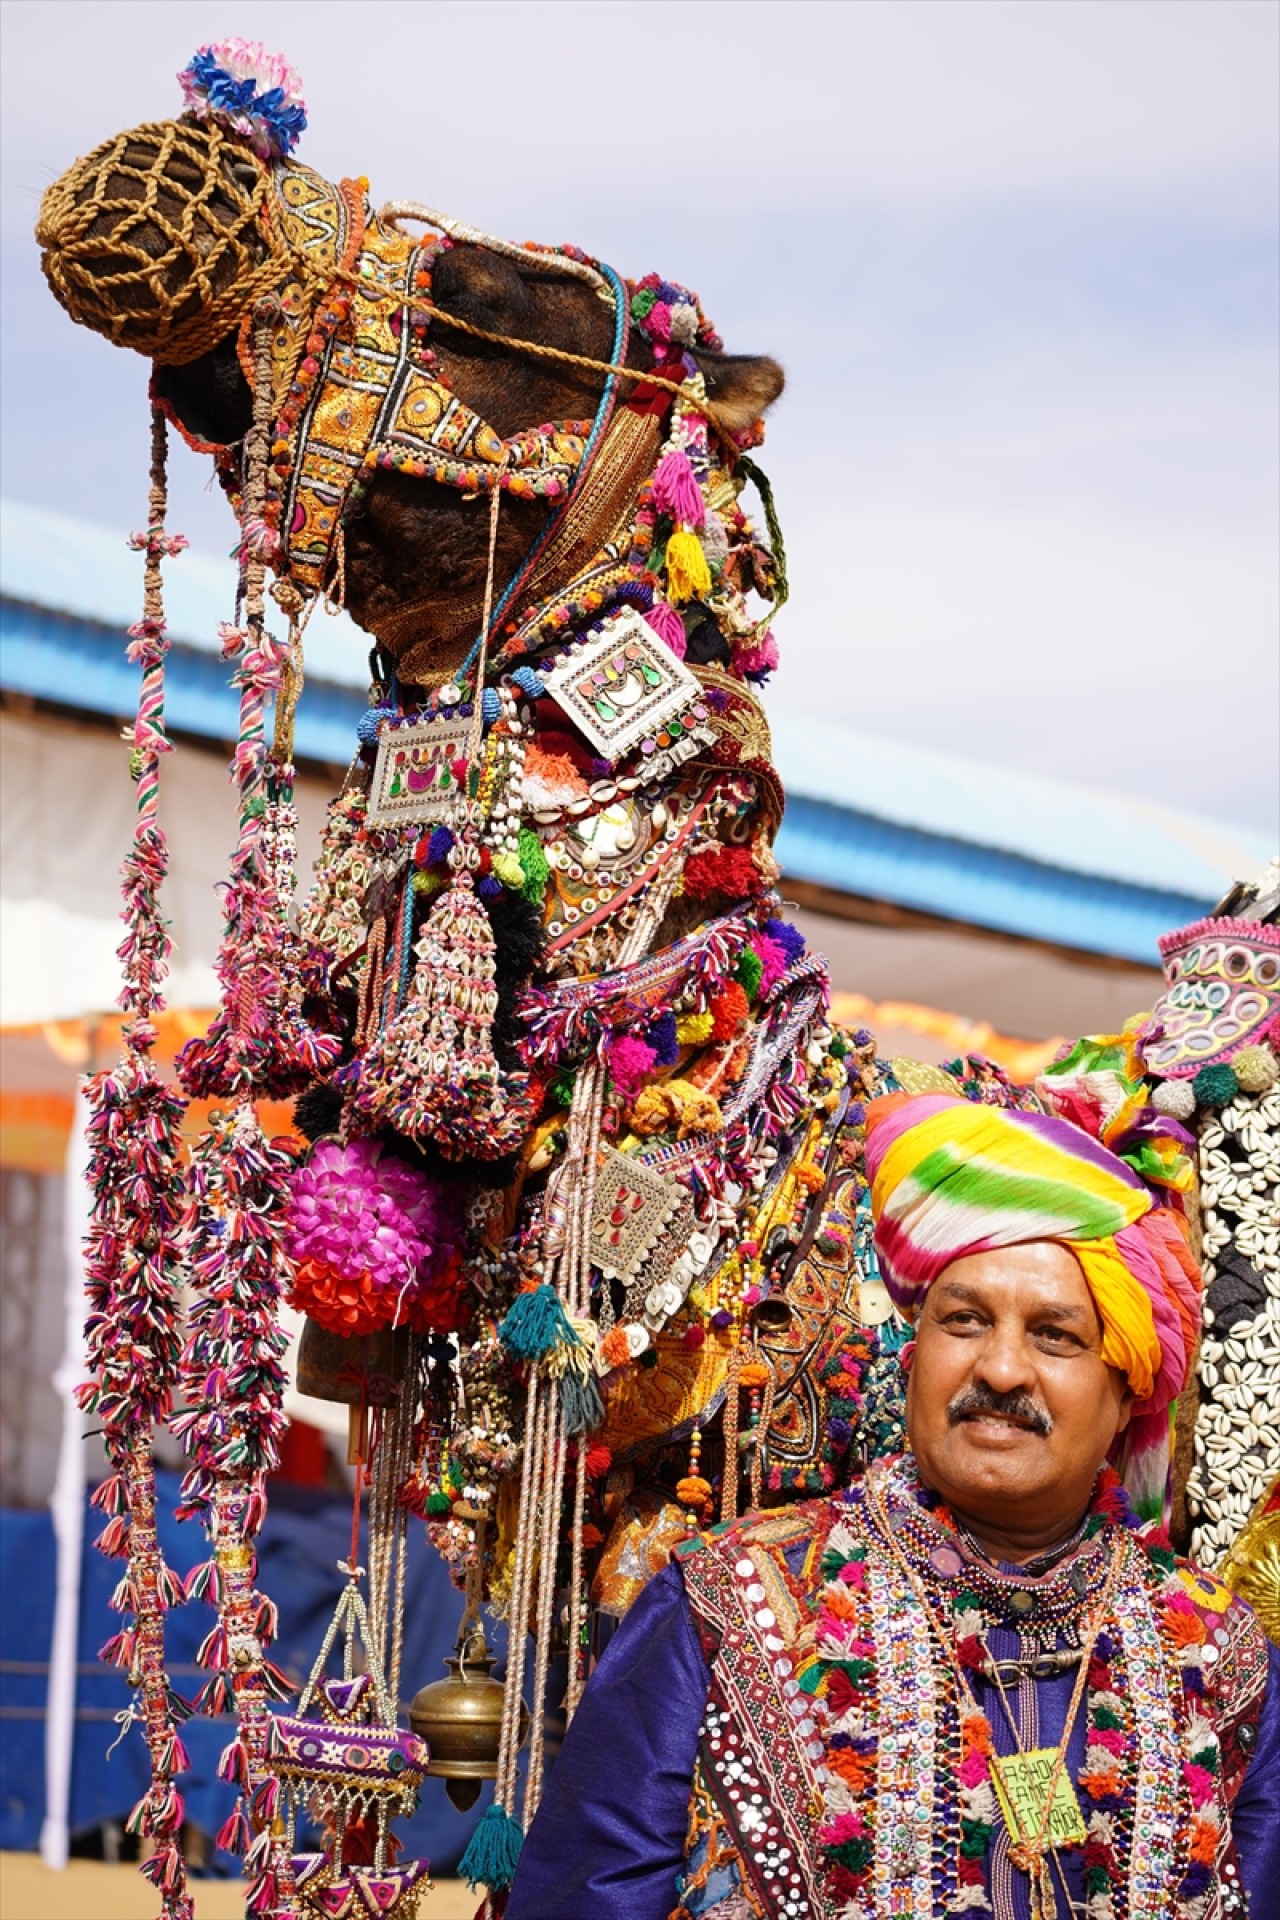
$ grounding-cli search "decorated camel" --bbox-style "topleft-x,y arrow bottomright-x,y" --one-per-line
34,43 -> 1279,1920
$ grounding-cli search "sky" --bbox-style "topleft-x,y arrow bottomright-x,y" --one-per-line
2,0 -> 1277,836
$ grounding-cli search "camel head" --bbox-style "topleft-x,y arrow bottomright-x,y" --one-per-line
36,47 -> 784,673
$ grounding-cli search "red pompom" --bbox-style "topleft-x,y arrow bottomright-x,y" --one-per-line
681,845 -> 758,902
709,982 -> 750,1043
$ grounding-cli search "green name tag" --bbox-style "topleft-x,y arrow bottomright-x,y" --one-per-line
992,1749 -> 1088,1849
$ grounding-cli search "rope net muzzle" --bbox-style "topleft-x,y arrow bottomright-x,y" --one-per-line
36,116 -> 295,366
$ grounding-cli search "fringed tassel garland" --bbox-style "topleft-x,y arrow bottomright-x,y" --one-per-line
78,402 -> 195,1920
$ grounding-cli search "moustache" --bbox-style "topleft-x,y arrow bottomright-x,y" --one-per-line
947,1383 -> 1053,1437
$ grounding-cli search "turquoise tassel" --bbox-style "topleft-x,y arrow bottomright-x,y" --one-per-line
458,1802 -> 524,1891
561,1368 -> 604,1436
499,1284 -> 574,1362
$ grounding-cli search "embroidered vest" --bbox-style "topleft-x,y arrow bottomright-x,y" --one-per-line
672,1469 -> 1268,1920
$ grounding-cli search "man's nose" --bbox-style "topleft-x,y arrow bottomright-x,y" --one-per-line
972,1322 -> 1038,1395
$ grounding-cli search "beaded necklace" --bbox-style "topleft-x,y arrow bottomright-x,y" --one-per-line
800,1458 -> 1234,1920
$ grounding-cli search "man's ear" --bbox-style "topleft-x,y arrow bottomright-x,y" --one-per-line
1113,1382 -> 1136,1435
692,350 -> 785,432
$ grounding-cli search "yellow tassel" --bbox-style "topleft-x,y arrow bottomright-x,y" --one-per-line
665,527 -> 712,604
491,851 -> 525,889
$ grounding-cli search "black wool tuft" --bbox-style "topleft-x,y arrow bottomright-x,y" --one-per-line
293,1079 -> 345,1142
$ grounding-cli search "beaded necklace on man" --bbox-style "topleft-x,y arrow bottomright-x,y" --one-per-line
802,1456 -> 1235,1920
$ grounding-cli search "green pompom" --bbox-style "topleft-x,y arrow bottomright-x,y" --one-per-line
425,1491 -> 452,1516
548,1071 -> 576,1111
735,945 -> 764,998
516,827 -> 549,903
1192,1063 -> 1239,1108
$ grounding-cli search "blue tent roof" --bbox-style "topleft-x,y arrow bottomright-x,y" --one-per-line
3,496 -> 1270,966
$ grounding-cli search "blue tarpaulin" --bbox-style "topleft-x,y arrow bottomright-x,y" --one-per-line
0,1474 -> 507,1875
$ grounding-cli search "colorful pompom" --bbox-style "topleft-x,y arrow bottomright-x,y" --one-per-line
665,528 -> 712,604
644,600 -> 688,659
608,1034 -> 658,1104
709,982 -> 750,1043
178,41 -> 307,159
1192,1063 -> 1239,1108
1231,1044 -> 1277,1093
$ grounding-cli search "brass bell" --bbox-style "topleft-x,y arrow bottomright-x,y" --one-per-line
749,1292 -> 793,1333
409,1621 -> 527,1812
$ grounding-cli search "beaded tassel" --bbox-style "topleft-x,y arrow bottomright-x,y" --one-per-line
353,858 -> 534,1159
79,402 -> 194,1920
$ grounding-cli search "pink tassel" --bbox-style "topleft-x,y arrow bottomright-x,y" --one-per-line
155,1562 -> 186,1610
217,1737 -> 250,1788
651,448 -> 705,527
644,600 -> 688,659
262,1657 -> 294,1702
216,1802 -> 252,1855
96,1515 -> 131,1558
157,1731 -> 190,1775
245,1828 -> 275,1873
195,1674 -> 233,1716
247,1872 -> 278,1915
196,1624 -> 229,1670
99,1627 -> 136,1667
250,1776 -> 280,1823
184,1558 -> 222,1604
110,1572 -> 138,1614
139,1843 -> 186,1894
91,1473 -> 130,1515
149,1783 -> 184,1835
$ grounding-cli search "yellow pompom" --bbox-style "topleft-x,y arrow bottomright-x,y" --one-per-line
491,852 -> 525,889
665,527 -> 713,605
629,1079 -> 724,1138
676,1476 -> 712,1508
676,1010 -> 715,1046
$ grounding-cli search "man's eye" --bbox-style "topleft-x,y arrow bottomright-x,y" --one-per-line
944,1313 -> 984,1331
1034,1326 -> 1082,1349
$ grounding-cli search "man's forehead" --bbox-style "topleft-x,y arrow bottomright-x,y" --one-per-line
932,1274 -> 1092,1320
929,1245 -> 1099,1318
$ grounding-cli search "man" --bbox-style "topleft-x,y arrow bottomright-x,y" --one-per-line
507,1093 -> 1280,1919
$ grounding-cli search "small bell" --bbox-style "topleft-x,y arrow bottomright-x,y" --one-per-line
409,1621 -> 527,1812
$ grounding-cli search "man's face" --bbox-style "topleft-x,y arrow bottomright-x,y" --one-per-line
905,1241 -> 1133,1544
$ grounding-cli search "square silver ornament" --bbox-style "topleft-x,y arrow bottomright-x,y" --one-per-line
366,717 -> 474,827
542,608 -> 704,765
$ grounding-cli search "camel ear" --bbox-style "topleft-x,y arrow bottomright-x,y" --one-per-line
692,350 -> 785,431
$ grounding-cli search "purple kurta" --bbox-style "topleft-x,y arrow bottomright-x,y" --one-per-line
508,1559 -> 1280,1920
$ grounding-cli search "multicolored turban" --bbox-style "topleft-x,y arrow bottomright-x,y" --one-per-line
864,1093 -> 1203,1517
